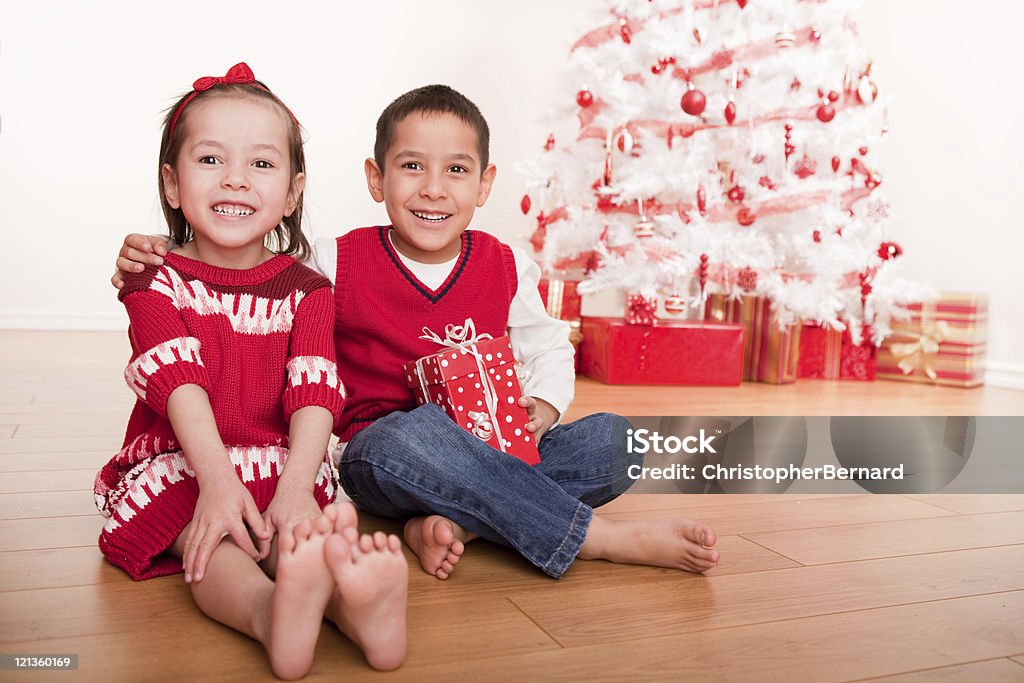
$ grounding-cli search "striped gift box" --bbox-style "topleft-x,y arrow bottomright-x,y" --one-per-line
877,293 -> 987,387
705,294 -> 802,384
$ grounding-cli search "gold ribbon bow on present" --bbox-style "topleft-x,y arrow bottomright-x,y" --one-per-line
889,320 -> 949,382
416,319 -> 507,450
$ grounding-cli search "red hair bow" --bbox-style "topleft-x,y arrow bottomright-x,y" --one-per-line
192,62 -> 255,91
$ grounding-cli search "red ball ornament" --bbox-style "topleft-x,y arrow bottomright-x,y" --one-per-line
877,241 -> 903,260
620,21 -> 633,44
831,156 -> 841,172
663,294 -> 687,315
737,206 -> 756,226
727,185 -> 745,203
681,88 -> 707,116
576,89 -> 594,107
816,104 -> 836,123
737,0 -> 747,7
520,194 -> 531,215
737,266 -> 758,292
794,155 -> 817,179
813,229 -> 822,243
859,146 -> 869,156
651,63 -> 664,75
616,129 -> 634,153
828,90 -> 840,103
724,100 -> 737,125
810,28 -> 821,42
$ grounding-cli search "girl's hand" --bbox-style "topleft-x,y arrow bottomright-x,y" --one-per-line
517,395 -> 560,441
260,485 -> 322,556
183,477 -> 268,583
112,234 -> 168,289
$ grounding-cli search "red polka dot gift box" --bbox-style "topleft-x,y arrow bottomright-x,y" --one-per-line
403,321 -> 540,465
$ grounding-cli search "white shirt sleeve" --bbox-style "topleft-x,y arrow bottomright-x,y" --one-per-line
506,245 -> 575,419
309,237 -> 337,285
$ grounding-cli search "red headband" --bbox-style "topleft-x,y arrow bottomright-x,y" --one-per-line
167,62 -> 298,140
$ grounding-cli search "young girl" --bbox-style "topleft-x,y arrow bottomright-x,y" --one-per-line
94,63 -> 407,678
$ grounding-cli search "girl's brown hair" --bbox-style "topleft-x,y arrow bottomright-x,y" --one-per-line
157,82 -> 310,262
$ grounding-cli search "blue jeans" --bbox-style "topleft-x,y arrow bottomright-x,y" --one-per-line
339,405 -> 636,578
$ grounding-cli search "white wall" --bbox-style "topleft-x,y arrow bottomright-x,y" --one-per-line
1,1 -> 1021,382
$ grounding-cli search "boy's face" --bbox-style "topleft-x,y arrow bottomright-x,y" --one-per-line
365,111 -> 496,264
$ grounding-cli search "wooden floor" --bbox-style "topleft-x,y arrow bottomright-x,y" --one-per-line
2,330 -> 1023,682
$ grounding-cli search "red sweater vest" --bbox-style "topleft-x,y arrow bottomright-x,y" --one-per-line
333,227 -> 518,440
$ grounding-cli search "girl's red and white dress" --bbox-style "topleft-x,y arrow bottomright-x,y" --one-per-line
94,253 -> 345,580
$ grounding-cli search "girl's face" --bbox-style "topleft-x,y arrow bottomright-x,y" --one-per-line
162,96 -> 303,266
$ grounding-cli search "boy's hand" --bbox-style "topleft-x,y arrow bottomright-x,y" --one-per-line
183,477 -> 268,583
111,234 -> 167,289
517,395 -> 560,441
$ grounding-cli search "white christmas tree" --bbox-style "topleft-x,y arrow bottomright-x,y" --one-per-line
519,0 -> 922,342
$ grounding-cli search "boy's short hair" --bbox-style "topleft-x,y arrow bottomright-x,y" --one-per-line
374,84 -> 490,173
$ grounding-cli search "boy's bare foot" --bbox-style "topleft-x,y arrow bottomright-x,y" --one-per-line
324,525 -> 408,671
578,516 -> 720,573
266,514 -> 335,680
403,515 -> 468,580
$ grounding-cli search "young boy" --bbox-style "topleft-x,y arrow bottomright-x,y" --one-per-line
114,85 -> 720,580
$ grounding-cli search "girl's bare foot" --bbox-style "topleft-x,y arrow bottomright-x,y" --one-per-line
266,514 -> 335,679
403,515 -> 468,580
324,525 -> 408,671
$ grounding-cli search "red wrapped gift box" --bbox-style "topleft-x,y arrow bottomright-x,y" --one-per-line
579,317 -> 743,385
840,328 -> 877,381
403,324 -> 540,465
798,324 -> 842,379
704,295 -> 801,384
538,279 -> 582,321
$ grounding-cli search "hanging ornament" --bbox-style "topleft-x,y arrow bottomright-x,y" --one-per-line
651,62 -> 665,75
810,27 -> 821,42
697,186 -> 707,216
664,293 -> 687,314
857,64 -> 879,104
877,241 -> 903,260
603,135 -> 614,185
619,18 -> 633,44
727,185 -> 745,203
737,266 -> 758,292
816,103 -> 836,123
831,155 -> 841,172
859,146 -> 869,156
865,173 -> 882,189
693,26 -> 707,44
843,66 -> 854,94
790,77 -> 802,91
681,82 -> 707,116
634,198 -> 655,238
616,128 -> 635,154
794,154 -> 817,179
544,134 -> 555,151
737,206 -> 756,226
520,194 -> 531,215
784,123 -> 795,162
812,229 -> 822,243
775,27 -> 796,48
737,0 -> 748,8
699,254 -> 710,299
576,89 -> 594,107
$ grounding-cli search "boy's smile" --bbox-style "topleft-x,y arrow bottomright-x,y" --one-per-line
366,111 -> 496,264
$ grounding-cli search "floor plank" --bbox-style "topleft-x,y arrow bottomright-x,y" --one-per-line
0,436 -> 123,455
507,544 -> 1024,646
389,591 -> 1024,681
0,491 -> 99,520
601,494 -> 955,536
903,494 -> 1024,515
0,469 -> 95,494
746,510 -> 1024,564
0,515 -> 105,552
0,451 -> 110,472
854,657 -> 1024,682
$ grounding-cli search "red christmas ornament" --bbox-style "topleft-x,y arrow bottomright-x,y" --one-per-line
813,229 -> 822,243
693,26 -> 706,45
697,186 -> 707,215
856,76 -> 878,104
859,146 -> 869,156
831,156 -> 841,172
828,90 -> 840,103
597,193 -> 614,210
724,100 -> 737,125
651,63 -> 664,75
865,174 -> 882,189
663,294 -> 687,314
604,150 -> 613,186
737,266 -> 758,291
544,134 -> 555,151
699,253 -> 710,296
681,87 -> 707,116
520,194 -> 531,215
616,129 -> 634,153
620,20 -> 633,44
877,241 -> 903,260
576,89 -> 593,107
737,206 -> 756,226
810,28 -> 821,42
794,155 -> 817,179
816,104 -> 836,123
790,77 -> 802,91
737,0 -> 747,8
727,185 -> 745,203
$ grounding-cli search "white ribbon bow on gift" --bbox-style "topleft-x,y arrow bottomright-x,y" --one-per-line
889,320 -> 949,382
415,319 -> 507,450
